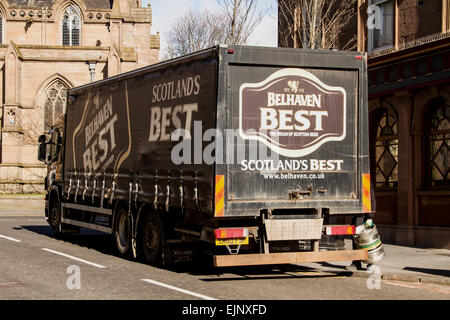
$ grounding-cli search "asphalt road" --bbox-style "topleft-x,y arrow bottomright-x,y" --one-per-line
1,215 -> 449,300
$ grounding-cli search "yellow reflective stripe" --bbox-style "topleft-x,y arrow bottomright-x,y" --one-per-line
215,196 -> 224,216
362,174 -> 371,212
216,175 -> 224,193
215,175 -> 225,217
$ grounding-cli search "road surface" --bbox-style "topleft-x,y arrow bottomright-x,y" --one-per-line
1,215 -> 449,300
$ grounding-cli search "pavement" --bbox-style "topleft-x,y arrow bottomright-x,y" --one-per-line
302,244 -> 450,287
0,195 -> 449,289
0,195 -> 45,213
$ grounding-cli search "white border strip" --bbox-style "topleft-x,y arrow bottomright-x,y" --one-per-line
142,279 -> 217,300
0,234 -> 21,242
42,248 -> 106,269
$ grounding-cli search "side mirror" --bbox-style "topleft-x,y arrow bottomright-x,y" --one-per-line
37,143 -> 46,162
37,128 -> 62,164
38,134 -> 46,144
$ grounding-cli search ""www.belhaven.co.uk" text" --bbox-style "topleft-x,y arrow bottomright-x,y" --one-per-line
262,172 -> 325,180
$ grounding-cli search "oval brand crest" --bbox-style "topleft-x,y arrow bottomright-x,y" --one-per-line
239,68 -> 346,158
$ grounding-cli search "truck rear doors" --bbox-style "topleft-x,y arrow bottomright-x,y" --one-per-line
215,46 -> 370,217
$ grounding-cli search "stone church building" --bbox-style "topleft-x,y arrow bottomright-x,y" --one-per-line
0,0 -> 160,193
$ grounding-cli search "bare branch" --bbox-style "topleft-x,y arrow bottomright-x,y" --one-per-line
163,0 -> 267,59
277,0 -> 357,50
163,9 -> 227,60
218,0 -> 265,44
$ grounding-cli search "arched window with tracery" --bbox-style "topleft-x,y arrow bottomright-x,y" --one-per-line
44,80 -> 68,131
374,108 -> 398,188
428,100 -> 450,187
62,5 -> 81,46
0,11 -> 3,44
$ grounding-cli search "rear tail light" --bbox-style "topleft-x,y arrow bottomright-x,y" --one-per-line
325,225 -> 356,236
215,228 -> 249,239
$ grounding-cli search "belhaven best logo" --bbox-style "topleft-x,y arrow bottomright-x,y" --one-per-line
239,68 -> 347,158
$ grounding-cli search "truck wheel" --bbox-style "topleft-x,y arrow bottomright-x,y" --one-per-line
48,198 -> 63,238
114,206 -> 132,258
140,211 -> 164,266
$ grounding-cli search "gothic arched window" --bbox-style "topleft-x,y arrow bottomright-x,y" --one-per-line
44,81 -> 68,131
374,108 -> 398,188
0,11 -> 3,44
62,5 -> 81,46
428,100 -> 450,186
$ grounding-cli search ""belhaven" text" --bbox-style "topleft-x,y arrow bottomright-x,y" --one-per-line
262,92 -> 328,131
267,92 -> 322,107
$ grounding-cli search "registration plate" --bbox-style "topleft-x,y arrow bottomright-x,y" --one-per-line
215,237 -> 249,246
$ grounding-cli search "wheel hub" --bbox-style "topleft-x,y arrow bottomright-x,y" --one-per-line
118,213 -> 129,248
144,221 -> 159,251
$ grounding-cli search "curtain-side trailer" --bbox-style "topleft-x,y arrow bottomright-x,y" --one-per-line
38,45 -> 383,267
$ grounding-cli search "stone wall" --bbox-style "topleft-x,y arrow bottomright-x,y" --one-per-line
398,0 -> 442,44
0,0 -> 160,194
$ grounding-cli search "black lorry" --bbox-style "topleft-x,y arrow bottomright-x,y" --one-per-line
38,45 -> 382,267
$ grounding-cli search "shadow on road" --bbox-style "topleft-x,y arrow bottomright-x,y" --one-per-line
166,257 -> 353,281
20,224 -> 353,281
197,268 -> 352,282
403,267 -> 450,278
21,225 -> 115,256
317,262 -> 349,270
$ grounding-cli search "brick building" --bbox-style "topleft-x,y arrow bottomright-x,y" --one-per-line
0,0 -> 160,194
279,0 -> 450,249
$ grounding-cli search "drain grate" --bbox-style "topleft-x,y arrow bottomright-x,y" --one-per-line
0,282 -> 31,289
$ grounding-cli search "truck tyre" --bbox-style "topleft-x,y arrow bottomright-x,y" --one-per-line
140,211 -> 165,266
114,206 -> 132,258
48,197 -> 64,238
